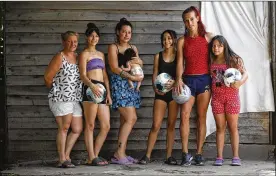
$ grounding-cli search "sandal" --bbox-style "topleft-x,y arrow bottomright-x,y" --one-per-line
98,156 -> 109,165
110,156 -> 133,165
127,156 -> 139,164
165,156 -> 178,165
138,155 -> 150,165
57,160 -> 75,168
86,157 -> 108,166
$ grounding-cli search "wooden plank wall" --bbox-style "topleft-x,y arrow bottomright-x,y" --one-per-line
5,2 -> 270,163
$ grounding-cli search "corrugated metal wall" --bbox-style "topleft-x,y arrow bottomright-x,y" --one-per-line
5,2 -> 270,163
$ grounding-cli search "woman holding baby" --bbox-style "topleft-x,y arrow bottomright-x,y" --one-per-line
108,17 -> 144,165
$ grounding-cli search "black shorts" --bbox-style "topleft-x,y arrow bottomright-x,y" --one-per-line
155,90 -> 173,104
82,79 -> 106,104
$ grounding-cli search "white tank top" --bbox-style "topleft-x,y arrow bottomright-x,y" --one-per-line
48,52 -> 83,102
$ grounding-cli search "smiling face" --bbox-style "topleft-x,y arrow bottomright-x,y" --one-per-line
162,32 -> 174,49
212,39 -> 224,57
87,31 -> 99,46
117,25 -> 132,43
183,11 -> 199,33
63,35 -> 78,52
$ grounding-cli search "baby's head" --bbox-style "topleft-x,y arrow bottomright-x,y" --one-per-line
124,48 -> 136,61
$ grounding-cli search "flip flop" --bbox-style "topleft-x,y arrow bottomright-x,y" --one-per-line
56,160 -> 75,168
98,156 -> 109,165
110,157 -> 133,165
86,157 -> 108,166
127,156 -> 139,164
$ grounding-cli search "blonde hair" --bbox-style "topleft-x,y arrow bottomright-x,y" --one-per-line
61,31 -> 79,41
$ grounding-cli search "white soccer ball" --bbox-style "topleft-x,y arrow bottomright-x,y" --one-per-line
154,73 -> 173,93
172,84 -> 191,104
223,68 -> 242,87
86,83 -> 106,103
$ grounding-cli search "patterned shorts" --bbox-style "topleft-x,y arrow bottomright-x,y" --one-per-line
110,74 -> 141,110
211,91 -> 240,115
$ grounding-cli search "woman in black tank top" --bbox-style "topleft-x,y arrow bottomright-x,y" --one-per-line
139,30 -> 179,165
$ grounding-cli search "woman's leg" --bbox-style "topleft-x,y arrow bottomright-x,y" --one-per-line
56,114 -> 73,163
83,102 -> 98,163
115,107 -> 137,159
196,91 -> 211,154
214,114 -> 226,158
166,101 -> 178,159
145,100 -> 167,159
94,104 -> 110,157
226,114 -> 240,158
65,116 -> 83,161
180,96 -> 195,153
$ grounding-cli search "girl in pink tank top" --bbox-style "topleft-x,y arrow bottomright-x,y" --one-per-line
209,35 -> 248,166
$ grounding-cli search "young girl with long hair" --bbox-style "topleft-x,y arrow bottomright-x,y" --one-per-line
209,35 -> 248,166
139,30 -> 179,165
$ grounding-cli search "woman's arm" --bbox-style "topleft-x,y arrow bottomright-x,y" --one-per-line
176,37 -> 184,82
101,52 -> 112,105
44,53 -> 62,88
231,57 -> 248,89
108,44 -> 142,82
175,37 -> 185,93
152,53 -> 165,95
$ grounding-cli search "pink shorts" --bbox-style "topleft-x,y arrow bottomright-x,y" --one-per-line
211,91 -> 240,115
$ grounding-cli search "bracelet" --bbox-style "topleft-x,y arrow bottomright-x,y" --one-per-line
119,70 -> 124,77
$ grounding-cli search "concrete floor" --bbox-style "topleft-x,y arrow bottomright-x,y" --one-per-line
1,160 -> 275,176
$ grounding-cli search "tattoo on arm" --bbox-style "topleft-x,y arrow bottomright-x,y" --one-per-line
120,70 -> 132,79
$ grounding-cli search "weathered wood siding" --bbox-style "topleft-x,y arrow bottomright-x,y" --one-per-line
5,2 -> 270,162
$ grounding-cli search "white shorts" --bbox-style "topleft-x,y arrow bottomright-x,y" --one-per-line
49,100 -> 83,117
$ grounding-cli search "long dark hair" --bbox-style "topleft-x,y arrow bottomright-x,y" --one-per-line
161,29 -> 177,48
85,23 -> 100,37
115,18 -> 133,43
209,35 -> 240,67
182,6 -> 206,37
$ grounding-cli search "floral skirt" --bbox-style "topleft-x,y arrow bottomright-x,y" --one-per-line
110,74 -> 141,110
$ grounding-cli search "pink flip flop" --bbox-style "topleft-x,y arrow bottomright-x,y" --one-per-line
110,157 -> 133,165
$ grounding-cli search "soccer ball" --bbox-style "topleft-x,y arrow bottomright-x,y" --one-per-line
172,84 -> 191,104
223,68 -> 242,87
86,83 -> 106,103
154,73 -> 173,93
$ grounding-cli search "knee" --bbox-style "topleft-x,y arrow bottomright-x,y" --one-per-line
72,125 -> 83,134
151,123 -> 161,133
197,117 -> 207,127
101,123 -> 110,133
167,121 -> 176,132
216,125 -> 226,133
228,124 -> 238,133
60,124 -> 70,133
181,111 -> 190,122
126,116 -> 137,125
85,123 -> 95,131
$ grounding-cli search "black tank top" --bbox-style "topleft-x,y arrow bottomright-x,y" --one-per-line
158,51 -> 177,79
115,44 -> 134,67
